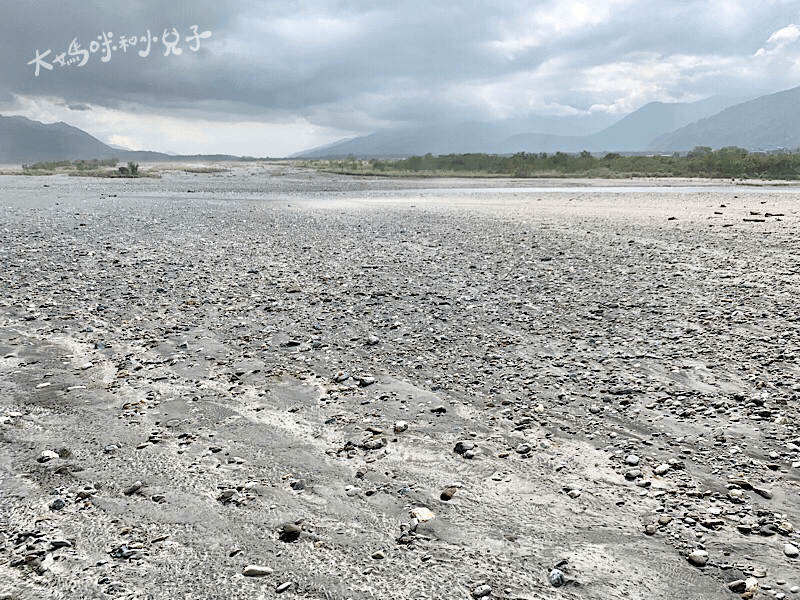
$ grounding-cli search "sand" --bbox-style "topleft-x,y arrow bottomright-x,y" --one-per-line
1,163 -> 799,599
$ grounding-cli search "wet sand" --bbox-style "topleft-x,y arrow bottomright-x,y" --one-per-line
1,163 -> 799,599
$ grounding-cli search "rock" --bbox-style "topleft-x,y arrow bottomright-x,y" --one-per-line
290,479 -> 306,491
123,481 -> 143,496
753,487 -> 773,499
515,443 -> 531,454
217,489 -> 237,502
440,486 -> 458,501
38,450 -> 59,463
242,565 -> 273,577
430,405 -> 447,414
742,578 -> 759,598
728,580 -> 747,593
625,454 -> 640,466
393,421 -> 408,433
471,584 -> 492,597
454,440 -> 475,455
276,582 -> 292,593
654,464 -> 670,475
784,543 -> 799,558
280,523 -> 302,542
371,550 -> 385,560
549,568 -> 566,587
644,524 -> 657,535
411,507 -> 435,522
687,549 -> 708,566
624,469 -> 642,480
49,497 -> 66,511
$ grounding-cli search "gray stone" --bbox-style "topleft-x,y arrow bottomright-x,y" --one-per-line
454,441 -> 475,455
687,549 -> 708,566
242,565 -> 273,577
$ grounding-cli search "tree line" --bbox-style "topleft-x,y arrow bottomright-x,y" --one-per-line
321,146 -> 800,180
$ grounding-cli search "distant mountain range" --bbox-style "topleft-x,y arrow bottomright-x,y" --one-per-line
646,86 -> 800,152
0,114 -> 241,164
294,95 -> 749,158
3,86 -> 800,162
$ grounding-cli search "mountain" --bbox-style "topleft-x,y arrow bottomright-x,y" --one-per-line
293,96 -> 742,158
496,96 -> 741,154
0,114 -> 245,164
647,86 -> 800,152
292,122 -> 523,159
0,114 -> 123,163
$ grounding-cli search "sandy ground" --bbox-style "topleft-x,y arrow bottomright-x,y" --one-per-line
1,163 -> 799,600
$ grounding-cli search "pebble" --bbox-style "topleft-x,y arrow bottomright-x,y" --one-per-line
38,450 -> 59,463
123,481 -> 143,496
242,565 -> 273,577
345,485 -> 362,497
625,454 -> 640,466
472,584 -> 491,597
440,486 -> 458,501
687,549 -> 708,566
411,507 -> 435,522
784,543 -> 799,558
280,523 -> 302,542
276,582 -> 292,593
371,550 -> 385,560
549,568 -> 566,587
49,497 -> 66,511
393,420 -> 408,433
454,440 -> 475,455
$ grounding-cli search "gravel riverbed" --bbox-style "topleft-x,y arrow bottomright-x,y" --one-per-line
1,164 -> 799,599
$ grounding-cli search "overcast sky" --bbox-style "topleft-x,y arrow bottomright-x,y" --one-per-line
2,1 -> 799,157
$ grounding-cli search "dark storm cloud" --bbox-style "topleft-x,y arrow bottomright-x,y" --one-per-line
3,0 -> 800,132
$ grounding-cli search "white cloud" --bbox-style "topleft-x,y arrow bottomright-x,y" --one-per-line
755,23 -> 800,56
767,24 -> 800,45
1,95 -> 348,157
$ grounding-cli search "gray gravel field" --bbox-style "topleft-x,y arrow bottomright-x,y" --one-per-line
1,163 -> 800,600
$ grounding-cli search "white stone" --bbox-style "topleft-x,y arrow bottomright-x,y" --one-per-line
687,549 -> 709,566
242,565 -> 273,577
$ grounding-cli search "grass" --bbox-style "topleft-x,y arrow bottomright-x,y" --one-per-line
17,159 -> 160,178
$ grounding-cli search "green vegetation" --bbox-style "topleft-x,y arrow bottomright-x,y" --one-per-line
309,147 -> 800,180
19,158 -> 159,178
179,166 -> 229,173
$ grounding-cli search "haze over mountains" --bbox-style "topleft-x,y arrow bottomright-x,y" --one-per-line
647,86 -> 800,152
0,115 -> 240,164
2,86 -> 800,163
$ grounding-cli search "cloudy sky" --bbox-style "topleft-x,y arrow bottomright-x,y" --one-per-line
2,1 -> 799,157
